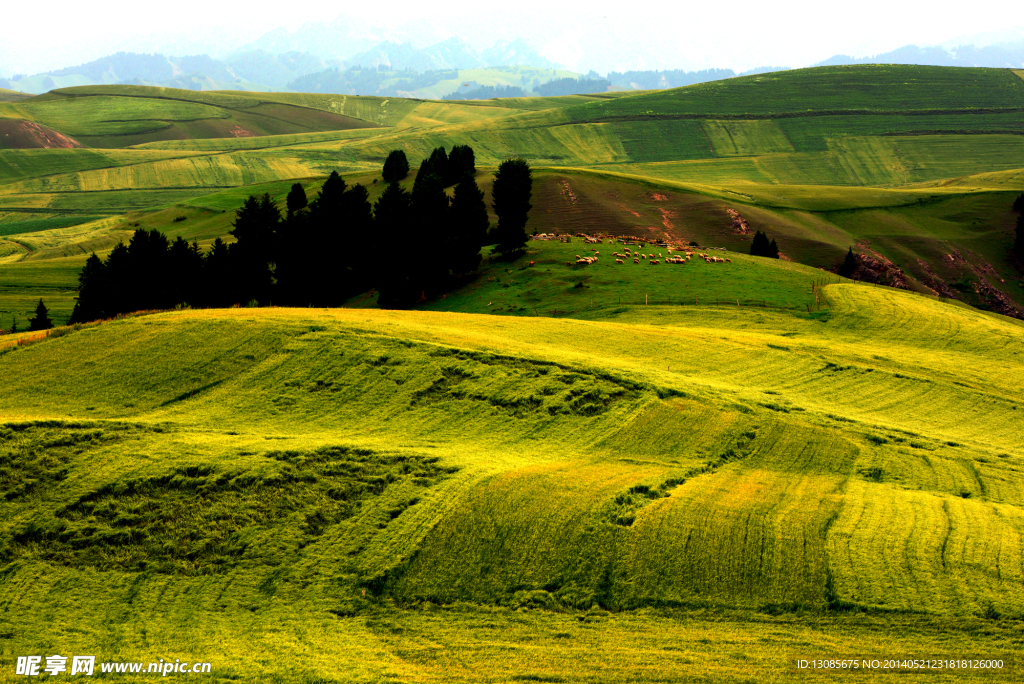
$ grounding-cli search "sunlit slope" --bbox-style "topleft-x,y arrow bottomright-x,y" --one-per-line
3,87 -> 381,148
565,65 -> 1024,119
2,285 -> 1022,617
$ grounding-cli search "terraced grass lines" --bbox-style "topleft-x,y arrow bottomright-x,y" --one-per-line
2,281 -> 1024,680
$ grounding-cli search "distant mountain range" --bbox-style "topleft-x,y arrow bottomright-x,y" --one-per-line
2,36 -> 1021,99
0,51 -> 336,93
817,42 -> 1024,68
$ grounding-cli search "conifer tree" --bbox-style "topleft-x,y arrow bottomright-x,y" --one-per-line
411,170 -> 450,292
8,317 -> 16,334
1014,192 -> 1024,213
382,150 -> 410,183
425,147 -> 450,185
838,247 -> 857,278
203,238 -> 234,308
449,175 -> 489,276
750,230 -> 769,257
374,182 -> 416,308
28,299 -> 53,331
286,182 -> 308,219
229,193 -> 279,305
69,252 -> 108,324
340,184 -> 375,296
448,145 -> 476,184
491,158 -> 532,260
769,238 -> 780,259
1016,213 -> 1024,259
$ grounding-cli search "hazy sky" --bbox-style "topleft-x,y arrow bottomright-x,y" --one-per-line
3,1 -> 1022,76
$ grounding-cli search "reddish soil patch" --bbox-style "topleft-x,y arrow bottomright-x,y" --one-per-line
229,126 -> 256,138
649,193 -> 669,202
0,119 -> 82,149
725,208 -> 752,235
657,207 -> 676,232
558,180 -> 579,204
848,242 -> 909,290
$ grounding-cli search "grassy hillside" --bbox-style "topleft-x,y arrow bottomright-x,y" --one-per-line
564,65 -> 1024,119
1,284 -> 1023,681
2,87 -> 382,148
0,64 -> 1022,336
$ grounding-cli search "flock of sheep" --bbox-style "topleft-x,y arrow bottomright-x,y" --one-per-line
569,243 -> 732,267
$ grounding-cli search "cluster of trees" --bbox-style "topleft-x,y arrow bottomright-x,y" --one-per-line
1014,193 -> 1024,260
536,77 -> 610,96
68,229 -> 240,323
69,148 -> 533,322
287,66 -> 460,97
749,230 -> 780,258
443,84 -> 526,100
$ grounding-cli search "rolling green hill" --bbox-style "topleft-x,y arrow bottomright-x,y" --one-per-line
1,283 -> 1023,681
3,63 -> 1024,681
0,87 -> 381,148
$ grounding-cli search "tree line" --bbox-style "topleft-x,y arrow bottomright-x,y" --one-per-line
1014,192 -> 1024,260
68,147 -> 533,323
749,230 -> 780,259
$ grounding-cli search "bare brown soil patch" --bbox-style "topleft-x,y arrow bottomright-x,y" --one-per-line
0,119 -> 82,149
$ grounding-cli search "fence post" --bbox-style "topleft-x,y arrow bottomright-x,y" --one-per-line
646,294 -> 648,306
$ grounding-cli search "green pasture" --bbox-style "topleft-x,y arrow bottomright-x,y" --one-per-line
1,283 -> 1023,680
0,255 -> 84,325
408,238 -> 830,317
10,89 -> 380,148
564,65 -> 1024,121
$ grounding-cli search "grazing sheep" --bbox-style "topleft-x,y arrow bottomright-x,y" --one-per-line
650,259 -> 659,265
616,258 -> 624,264
726,258 -> 731,263
634,258 -> 640,264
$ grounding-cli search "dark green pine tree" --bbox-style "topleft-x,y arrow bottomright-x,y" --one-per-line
411,169 -> 450,293
68,252 -> 108,324
425,147 -> 450,185
229,193 -> 280,305
448,176 -> 489,276
749,230 -> 769,257
838,247 -> 858,278
768,238 -> 780,259
124,228 -> 172,312
28,299 -> 54,331
448,145 -> 476,184
340,184 -> 375,296
491,158 -> 533,260
8,317 -> 16,334
168,236 -> 204,307
1014,192 -> 1024,213
374,182 -> 416,308
286,182 -> 308,219
1016,213 -> 1024,259
303,171 -> 348,304
382,150 -> 410,183
202,237 -> 235,308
